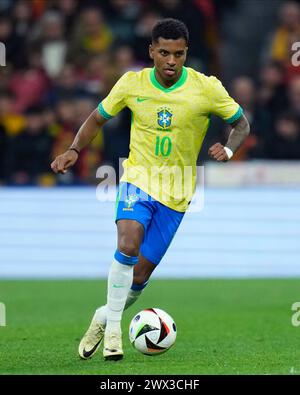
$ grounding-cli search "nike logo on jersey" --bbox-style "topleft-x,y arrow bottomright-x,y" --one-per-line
112,284 -> 125,288
136,97 -> 151,102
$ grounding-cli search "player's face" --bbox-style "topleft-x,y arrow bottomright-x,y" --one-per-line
149,37 -> 188,85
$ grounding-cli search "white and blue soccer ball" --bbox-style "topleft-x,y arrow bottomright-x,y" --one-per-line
129,308 -> 177,355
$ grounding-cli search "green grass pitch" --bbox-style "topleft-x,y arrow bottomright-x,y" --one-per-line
0,279 -> 299,375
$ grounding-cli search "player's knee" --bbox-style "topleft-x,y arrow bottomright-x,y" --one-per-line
118,240 -> 139,257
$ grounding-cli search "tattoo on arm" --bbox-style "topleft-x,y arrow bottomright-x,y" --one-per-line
226,114 -> 250,153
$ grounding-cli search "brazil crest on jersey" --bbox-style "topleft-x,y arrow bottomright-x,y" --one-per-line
98,67 -> 243,212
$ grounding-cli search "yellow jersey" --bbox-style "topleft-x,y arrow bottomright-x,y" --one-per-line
98,67 -> 242,212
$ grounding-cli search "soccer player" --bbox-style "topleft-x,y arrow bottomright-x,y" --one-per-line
51,18 -> 250,361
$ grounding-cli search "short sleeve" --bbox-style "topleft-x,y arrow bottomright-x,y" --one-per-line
209,76 -> 243,124
98,72 -> 131,119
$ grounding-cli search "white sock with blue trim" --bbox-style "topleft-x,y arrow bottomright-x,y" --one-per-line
105,258 -> 134,333
94,282 -> 147,327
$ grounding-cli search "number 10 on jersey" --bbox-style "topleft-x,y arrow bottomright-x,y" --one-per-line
155,136 -> 172,157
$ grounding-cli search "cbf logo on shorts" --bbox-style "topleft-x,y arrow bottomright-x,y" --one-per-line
123,194 -> 139,211
157,107 -> 173,129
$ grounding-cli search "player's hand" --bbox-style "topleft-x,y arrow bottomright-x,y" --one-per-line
51,150 -> 78,174
208,143 -> 229,162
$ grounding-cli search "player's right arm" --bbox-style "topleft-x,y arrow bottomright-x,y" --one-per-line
51,110 -> 107,174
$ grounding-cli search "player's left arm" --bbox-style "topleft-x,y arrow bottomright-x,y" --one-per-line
208,113 -> 250,162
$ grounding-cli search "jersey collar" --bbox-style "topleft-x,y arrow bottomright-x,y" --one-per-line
150,66 -> 188,92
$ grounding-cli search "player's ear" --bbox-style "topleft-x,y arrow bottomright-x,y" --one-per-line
149,44 -> 154,60
182,47 -> 188,62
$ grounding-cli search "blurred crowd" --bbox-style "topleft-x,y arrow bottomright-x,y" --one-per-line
0,0 -> 300,186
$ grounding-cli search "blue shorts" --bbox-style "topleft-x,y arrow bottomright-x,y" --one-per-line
115,182 -> 185,265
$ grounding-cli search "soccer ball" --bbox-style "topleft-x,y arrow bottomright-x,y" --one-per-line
129,308 -> 177,355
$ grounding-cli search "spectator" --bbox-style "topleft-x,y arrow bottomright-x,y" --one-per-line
52,0 -> 79,36
102,108 -> 131,178
45,64 -> 83,106
133,9 -> 161,64
9,49 -> 49,112
0,90 -> 25,137
103,0 -> 141,45
6,105 -> 54,185
67,7 -> 114,68
265,112 -> 300,159
0,66 -> 12,92
55,99 -> 76,131
43,106 -> 62,138
96,44 -> 143,92
73,97 -> 103,183
258,60 -> 288,116
269,1 -> 300,80
81,54 -> 109,99
30,11 -> 67,78
12,0 -> 33,41
113,45 -> 143,74
288,75 -> 300,118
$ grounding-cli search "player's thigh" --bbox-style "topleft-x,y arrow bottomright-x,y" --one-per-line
115,182 -> 154,256
140,203 -> 185,265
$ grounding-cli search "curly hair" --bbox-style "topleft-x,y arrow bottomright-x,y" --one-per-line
152,18 -> 189,45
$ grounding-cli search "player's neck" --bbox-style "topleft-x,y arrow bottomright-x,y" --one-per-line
154,68 -> 183,89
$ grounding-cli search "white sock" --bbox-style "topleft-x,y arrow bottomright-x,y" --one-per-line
94,288 -> 143,327
93,305 -> 107,326
105,259 -> 133,333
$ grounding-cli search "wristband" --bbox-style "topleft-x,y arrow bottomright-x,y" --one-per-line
68,147 -> 80,155
224,147 -> 233,160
